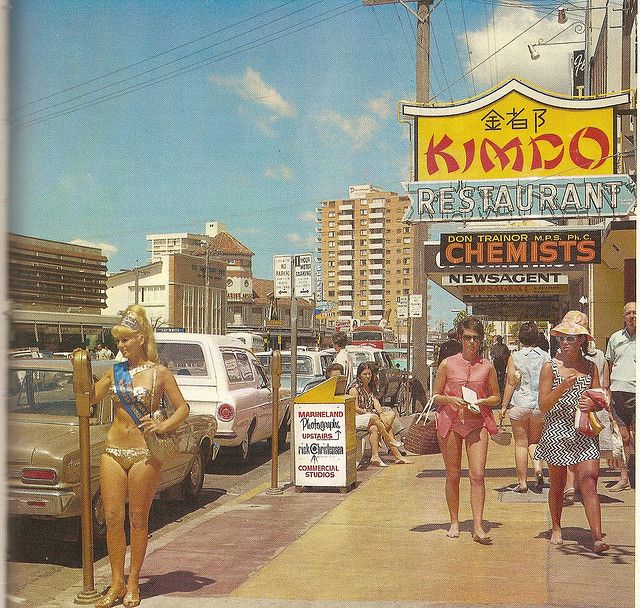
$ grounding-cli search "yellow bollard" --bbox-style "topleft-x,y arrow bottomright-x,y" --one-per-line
71,349 -> 101,604
267,350 -> 283,495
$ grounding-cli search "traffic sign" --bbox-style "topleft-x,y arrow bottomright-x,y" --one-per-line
397,296 -> 408,319
409,294 -> 423,318
273,255 -> 292,298
294,253 -> 314,298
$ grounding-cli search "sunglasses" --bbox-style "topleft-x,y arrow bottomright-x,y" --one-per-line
461,334 -> 481,342
557,335 -> 578,343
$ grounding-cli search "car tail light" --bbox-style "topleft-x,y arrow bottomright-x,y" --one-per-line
21,468 -> 58,484
217,403 -> 235,422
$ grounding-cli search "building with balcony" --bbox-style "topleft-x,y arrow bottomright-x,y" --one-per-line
316,184 -> 415,330
8,233 -> 120,350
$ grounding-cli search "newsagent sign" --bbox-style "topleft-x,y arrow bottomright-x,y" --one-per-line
440,229 -> 601,266
399,79 -> 632,221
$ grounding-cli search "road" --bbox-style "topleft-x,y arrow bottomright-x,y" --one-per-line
6,442 -> 292,608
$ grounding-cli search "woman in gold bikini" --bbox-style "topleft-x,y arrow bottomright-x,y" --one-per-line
84,305 -> 190,608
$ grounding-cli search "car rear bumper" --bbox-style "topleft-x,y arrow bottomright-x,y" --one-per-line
8,487 -> 76,518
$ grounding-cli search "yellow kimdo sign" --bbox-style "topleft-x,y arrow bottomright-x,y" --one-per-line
401,79 -> 629,182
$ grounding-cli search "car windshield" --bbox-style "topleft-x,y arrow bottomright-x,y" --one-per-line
280,355 -> 314,376
350,352 -> 372,367
8,369 -> 78,416
353,331 -> 382,341
157,342 -> 210,377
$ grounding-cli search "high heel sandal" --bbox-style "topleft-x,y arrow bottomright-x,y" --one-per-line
123,589 -> 141,608
95,586 -> 126,608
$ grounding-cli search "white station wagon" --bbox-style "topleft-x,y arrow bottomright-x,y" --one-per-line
155,333 -> 292,463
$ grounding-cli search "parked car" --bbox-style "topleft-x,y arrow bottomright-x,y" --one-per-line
256,349 -> 335,396
155,333 -> 292,463
383,348 -> 412,371
7,358 -> 219,544
345,345 -> 403,405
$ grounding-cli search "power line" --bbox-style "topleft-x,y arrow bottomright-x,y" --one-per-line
443,0 -> 472,98
15,2 -> 362,130
13,0 -> 327,122
393,3 -> 416,63
460,0 -> 478,96
13,0 -> 306,114
369,5 -> 405,89
429,6 -> 556,102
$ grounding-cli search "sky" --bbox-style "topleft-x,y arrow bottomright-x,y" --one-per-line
9,0 -> 589,328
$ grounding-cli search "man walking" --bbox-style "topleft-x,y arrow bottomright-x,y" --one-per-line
606,302 -> 636,491
490,335 -> 511,396
332,331 -> 354,388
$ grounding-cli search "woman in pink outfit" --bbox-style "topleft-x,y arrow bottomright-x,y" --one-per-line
432,316 -> 500,544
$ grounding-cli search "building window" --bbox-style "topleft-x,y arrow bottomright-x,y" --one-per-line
360,260 -> 367,266
328,261 -> 335,267
328,212 -> 335,217
360,239 -> 367,246
403,248 -> 411,254
360,209 -> 368,215
403,237 -> 411,244
360,270 -> 366,276
329,231 -> 335,237
360,250 -> 367,256
328,221 -> 335,227
328,271 -> 335,277
360,300 -> 367,306
360,229 -> 367,236
328,290 -> 335,296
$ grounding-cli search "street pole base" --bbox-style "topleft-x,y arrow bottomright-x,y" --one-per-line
266,487 -> 284,495
74,589 -> 102,604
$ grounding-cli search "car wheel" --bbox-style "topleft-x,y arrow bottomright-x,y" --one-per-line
277,409 -> 290,449
92,491 -> 107,545
182,447 -> 206,502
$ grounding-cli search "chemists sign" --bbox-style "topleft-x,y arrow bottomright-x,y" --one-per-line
400,79 -> 632,221
440,229 -> 601,266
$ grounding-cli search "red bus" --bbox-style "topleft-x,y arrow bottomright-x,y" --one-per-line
351,325 -> 396,349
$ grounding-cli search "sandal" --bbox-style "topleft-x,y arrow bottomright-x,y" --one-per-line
123,589 -> 140,608
513,484 -> 528,493
96,586 -> 126,608
609,481 -> 631,492
472,533 -> 492,545
369,459 -> 388,468
393,458 -> 414,464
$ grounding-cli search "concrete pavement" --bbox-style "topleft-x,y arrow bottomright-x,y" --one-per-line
42,421 -> 634,608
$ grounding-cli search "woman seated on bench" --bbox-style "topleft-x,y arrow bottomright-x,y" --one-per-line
349,362 -> 412,467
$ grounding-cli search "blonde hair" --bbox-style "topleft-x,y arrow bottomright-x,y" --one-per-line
111,304 -> 159,363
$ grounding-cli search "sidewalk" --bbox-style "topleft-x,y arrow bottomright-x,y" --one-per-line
48,424 -> 634,608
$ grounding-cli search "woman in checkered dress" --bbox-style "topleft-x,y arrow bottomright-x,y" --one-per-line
534,311 -> 609,554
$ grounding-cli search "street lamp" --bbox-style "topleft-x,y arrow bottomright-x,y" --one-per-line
527,22 -> 585,60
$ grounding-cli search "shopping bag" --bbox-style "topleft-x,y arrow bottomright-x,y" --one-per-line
404,396 -> 440,455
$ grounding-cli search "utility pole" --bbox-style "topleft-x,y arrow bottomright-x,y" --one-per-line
364,0 -> 431,398
413,0 -> 431,399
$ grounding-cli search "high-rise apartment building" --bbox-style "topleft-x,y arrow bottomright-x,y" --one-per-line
316,185 -> 415,331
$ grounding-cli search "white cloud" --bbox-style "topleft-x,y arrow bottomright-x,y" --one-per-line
210,67 -> 295,117
264,164 -> 294,181
367,91 -> 394,118
286,233 -> 316,248
69,238 -> 118,258
316,111 -> 379,150
298,211 -> 317,222
463,6 -> 575,93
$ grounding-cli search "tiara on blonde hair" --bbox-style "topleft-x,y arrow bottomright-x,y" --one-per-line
120,313 -> 141,332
